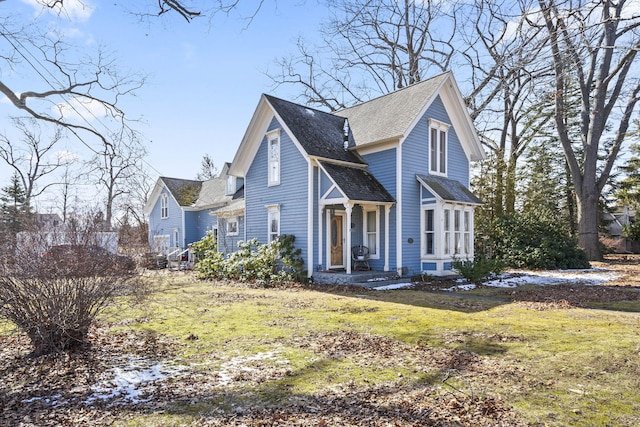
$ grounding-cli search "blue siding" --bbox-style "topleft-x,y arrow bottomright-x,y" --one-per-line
148,187 -> 183,247
245,117 -> 309,263
362,148 -> 397,271
195,211 -> 218,242
184,211 -> 199,247
426,95 -> 469,186
320,170 -> 333,195
401,95 -> 470,275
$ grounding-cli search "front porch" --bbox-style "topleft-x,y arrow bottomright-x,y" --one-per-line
312,269 -> 402,287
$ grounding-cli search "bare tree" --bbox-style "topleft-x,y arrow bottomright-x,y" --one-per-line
0,18 -> 145,152
0,117 -> 71,204
87,132 -> 148,228
269,0 -> 456,110
456,0 -> 554,216
34,0 -> 267,23
536,0 -> 640,260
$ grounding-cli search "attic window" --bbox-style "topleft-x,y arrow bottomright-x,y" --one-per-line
267,129 -> 281,186
226,176 -> 236,195
160,194 -> 169,219
429,119 -> 449,176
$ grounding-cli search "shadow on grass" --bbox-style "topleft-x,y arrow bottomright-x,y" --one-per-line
304,283 -> 508,313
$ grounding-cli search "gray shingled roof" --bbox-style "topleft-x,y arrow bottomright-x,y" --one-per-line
416,174 -> 483,205
320,161 -> 395,203
336,72 -> 449,147
161,177 -> 203,206
264,95 -> 365,164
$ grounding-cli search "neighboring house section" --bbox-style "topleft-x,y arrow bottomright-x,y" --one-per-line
144,163 -> 244,256
229,71 -> 484,277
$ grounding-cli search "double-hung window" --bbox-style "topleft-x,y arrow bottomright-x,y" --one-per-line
267,129 -> 281,186
423,209 -> 435,255
463,211 -> 471,255
267,205 -> 280,242
453,209 -> 461,254
443,209 -> 451,255
363,207 -> 379,258
160,194 -> 168,219
429,119 -> 449,176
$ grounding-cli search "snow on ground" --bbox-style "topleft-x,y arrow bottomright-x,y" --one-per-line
216,351 -> 281,386
373,268 -> 620,292
85,357 -> 183,405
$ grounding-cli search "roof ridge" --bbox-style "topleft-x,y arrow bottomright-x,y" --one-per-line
263,93 -> 337,117
339,71 -> 450,112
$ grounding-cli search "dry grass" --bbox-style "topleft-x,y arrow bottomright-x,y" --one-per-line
1,258 -> 640,426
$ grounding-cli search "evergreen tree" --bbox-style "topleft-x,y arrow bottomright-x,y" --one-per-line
616,141 -> 640,211
0,173 -> 31,235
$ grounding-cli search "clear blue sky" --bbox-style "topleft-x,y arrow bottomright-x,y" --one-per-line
0,0 -> 327,195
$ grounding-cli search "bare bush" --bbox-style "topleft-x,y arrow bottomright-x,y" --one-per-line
0,216 -> 142,355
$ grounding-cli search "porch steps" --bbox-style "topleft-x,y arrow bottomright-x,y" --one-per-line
312,270 -> 413,288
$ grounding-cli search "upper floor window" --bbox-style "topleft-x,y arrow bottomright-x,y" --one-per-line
267,129 -> 281,186
160,193 -> 169,219
429,119 -> 449,176
226,175 -> 236,196
267,205 -> 280,242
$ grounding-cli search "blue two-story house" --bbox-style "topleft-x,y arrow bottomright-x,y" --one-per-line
228,71 -> 484,278
146,72 -> 483,277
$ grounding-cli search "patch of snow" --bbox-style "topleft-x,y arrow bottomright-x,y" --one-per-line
85,357 -> 182,405
482,269 -> 619,288
304,108 -> 315,116
373,282 -> 414,291
443,283 -> 477,292
22,394 -> 63,406
217,351 -> 281,386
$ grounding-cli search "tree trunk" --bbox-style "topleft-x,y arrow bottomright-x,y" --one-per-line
576,186 -> 602,261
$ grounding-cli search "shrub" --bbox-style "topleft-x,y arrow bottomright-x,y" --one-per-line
489,210 -> 589,269
194,234 -> 306,285
623,220 -> 640,241
452,257 -> 505,283
0,219 -> 141,355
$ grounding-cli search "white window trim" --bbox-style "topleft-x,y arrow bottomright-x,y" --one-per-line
363,206 -> 380,259
421,204 -> 475,260
422,207 -> 436,257
267,129 -> 281,187
172,228 -> 179,248
266,204 -> 280,242
160,193 -> 169,219
226,175 -> 236,196
429,119 -> 449,177
226,216 -> 239,236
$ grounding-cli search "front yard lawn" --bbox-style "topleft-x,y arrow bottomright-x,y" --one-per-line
1,257 -> 640,426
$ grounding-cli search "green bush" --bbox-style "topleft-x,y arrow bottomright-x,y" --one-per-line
451,257 -> 505,283
194,234 -> 306,285
489,211 -> 589,269
622,220 -> 640,241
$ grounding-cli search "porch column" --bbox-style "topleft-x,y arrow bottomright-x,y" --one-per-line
384,203 -> 391,272
345,203 -> 353,274
318,204 -> 324,269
